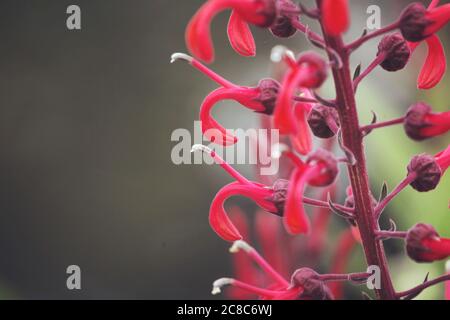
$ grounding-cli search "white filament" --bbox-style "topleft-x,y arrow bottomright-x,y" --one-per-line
191,144 -> 213,154
229,240 -> 253,254
271,143 -> 289,159
270,45 -> 295,63
170,52 -> 193,64
211,278 -> 233,295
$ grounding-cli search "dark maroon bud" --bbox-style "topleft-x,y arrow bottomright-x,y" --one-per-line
256,78 -> 280,115
269,0 -> 298,38
407,154 -> 442,192
377,33 -> 411,72
256,0 -> 279,28
268,179 -> 289,216
406,223 -> 439,263
399,3 -> 431,42
307,105 -> 340,138
292,268 -> 334,300
404,102 -> 432,141
307,149 -> 339,187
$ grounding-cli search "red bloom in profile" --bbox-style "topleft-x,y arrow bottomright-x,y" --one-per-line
273,50 -> 328,155
186,0 -> 277,63
171,53 -> 279,146
404,103 -> 450,140
321,0 -> 350,36
283,149 -> 338,235
406,1 -> 447,89
435,144 -> 450,173
406,223 -> 450,263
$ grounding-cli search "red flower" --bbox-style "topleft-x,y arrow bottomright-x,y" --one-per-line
406,223 -> 450,263
321,0 -> 350,36
171,53 -> 279,146
283,149 -> 338,235
407,1 -> 447,89
404,103 -> 450,141
273,50 -> 328,155
191,145 -> 280,241
186,0 -> 277,63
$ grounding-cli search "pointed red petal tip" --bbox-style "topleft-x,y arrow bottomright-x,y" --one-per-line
283,168 -> 310,235
417,35 -> 446,89
425,3 -> 450,36
227,10 -> 256,57
185,1 -> 220,63
322,0 -> 350,36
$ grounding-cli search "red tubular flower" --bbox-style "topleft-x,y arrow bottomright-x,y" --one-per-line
406,1 -> 447,89
404,103 -> 450,140
171,53 -> 280,146
191,145 -> 280,241
273,50 -> 328,155
321,0 -> 350,36
406,223 -> 450,263
435,144 -> 450,173
186,0 -> 277,63
284,149 -> 338,235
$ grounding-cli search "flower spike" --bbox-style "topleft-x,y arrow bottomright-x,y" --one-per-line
186,0 -> 277,63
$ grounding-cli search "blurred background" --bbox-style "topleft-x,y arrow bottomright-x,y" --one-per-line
0,0 -> 447,299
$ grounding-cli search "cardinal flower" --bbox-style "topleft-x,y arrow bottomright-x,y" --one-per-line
405,1 -> 447,89
273,50 -> 328,155
283,149 -> 338,235
186,0 -> 278,63
171,53 -> 280,146
406,223 -> 450,263
321,0 -> 350,36
404,102 -> 450,141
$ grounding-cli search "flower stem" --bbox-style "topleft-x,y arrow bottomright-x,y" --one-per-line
317,0 -> 396,300
360,117 -> 405,133
353,52 -> 387,92
346,20 -> 400,52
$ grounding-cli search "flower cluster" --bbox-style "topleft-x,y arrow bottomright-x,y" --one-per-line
173,0 -> 450,300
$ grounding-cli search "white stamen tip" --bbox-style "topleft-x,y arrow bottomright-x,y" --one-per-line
191,144 -> 213,154
229,240 -> 253,254
270,45 -> 295,63
212,278 -> 233,295
170,52 -> 193,64
271,143 -> 289,159
446,260 -> 450,273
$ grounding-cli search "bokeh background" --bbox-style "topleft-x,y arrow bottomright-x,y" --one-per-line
0,0 -> 448,299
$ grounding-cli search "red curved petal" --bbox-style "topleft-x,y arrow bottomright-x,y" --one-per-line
417,35 -> 446,89
283,168 -> 310,235
200,87 -> 263,146
425,4 -> 450,36
322,0 -> 350,36
210,182 -> 274,242
227,10 -> 256,57
290,103 -> 312,155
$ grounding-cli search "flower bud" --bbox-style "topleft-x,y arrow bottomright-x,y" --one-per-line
404,103 -> 450,141
307,105 -> 340,138
291,268 -> 333,300
269,179 -> 289,216
270,0 -> 298,38
307,149 -> 339,187
377,33 -> 411,72
399,3 -> 430,42
250,0 -> 278,27
256,78 -> 280,115
407,154 -> 442,192
406,223 -> 450,263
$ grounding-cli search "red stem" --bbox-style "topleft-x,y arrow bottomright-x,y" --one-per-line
346,20 -> 400,52
316,0 -> 396,300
